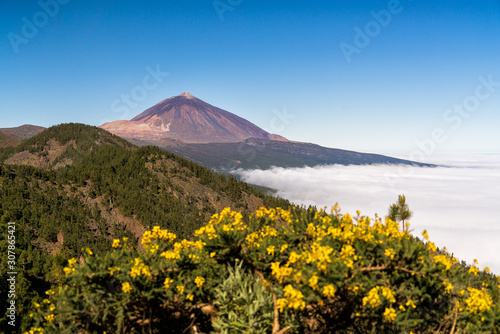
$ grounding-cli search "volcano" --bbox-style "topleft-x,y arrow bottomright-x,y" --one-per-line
100,92 -> 286,143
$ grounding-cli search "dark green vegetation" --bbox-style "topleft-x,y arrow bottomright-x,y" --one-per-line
149,137 -> 435,171
0,123 -> 291,333
0,132 -> 21,148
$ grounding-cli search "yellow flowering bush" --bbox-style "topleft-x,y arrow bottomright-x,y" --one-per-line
24,206 -> 500,333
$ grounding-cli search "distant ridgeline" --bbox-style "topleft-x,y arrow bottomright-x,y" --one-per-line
0,123 -> 291,332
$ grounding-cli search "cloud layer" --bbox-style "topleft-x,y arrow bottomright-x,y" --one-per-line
235,154 -> 500,273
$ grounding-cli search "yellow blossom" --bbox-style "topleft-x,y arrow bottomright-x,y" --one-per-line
164,278 -> 173,290
194,276 -> 205,288
308,274 -> 319,291
122,282 -> 132,293
383,307 -> 397,322
464,288 -> 493,314
384,248 -> 396,260
108,266 -> 121,276
112,239 -> 121,248
469,266 -> 479,276
406,299 -> 416,309
322,284 -> 336,298
267,246 -> 275,256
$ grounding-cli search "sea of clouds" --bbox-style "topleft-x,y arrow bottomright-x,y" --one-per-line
234,154 -> 500,274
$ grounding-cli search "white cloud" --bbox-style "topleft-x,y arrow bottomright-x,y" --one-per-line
234,154 -> 500,274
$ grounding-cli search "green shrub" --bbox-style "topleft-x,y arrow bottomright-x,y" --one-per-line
25,206 -> 500,333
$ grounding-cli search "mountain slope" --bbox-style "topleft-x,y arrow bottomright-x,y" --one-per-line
0,124 -> 45,141
101,92 -> 286,143
0,132 -> 21,148
0,124 -> 46,148
139,137 -> 434,171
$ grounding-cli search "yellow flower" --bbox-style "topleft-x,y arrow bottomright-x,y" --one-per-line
406,299 -> 416,309
363,286 -> 395,308
44,314 -> 55,322
288,252 -> 301,264
122,282 -> 132,293
129,258 -> 151,278
308,275 -> 319,291
322,284 -> 336,298
177,285 -> 185,295
421,230 -> 429,241
464,288 -> 493,314
443,280 -> 453,294
469,266 -> 479,276
384,248 -> 396,260
267,246 -> 275,256
164,278 -> 173,290
112,239 -> 121,248
281,284 -> 306,310
68,258 -> 77,266
427,242 -> 437,252
276,298 -> 288,312
186,294 -> 194,301
63,267 -> 74,275
45,289 -> 55,295
108,266 -> 121,276
194,276 -> 205,288
383,307 -> 397,322
49,304 -> 56,312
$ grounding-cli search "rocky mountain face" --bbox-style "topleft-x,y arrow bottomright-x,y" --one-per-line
100,92 -> 287,143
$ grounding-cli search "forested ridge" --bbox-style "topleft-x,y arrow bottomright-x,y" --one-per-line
0,123 -> 290,332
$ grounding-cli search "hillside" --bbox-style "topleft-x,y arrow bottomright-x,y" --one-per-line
0,132 -> 21,148
0,123 -> 291,332
0,124 -> 45,141
139,137 -> 434,171
0,125 -> 46,148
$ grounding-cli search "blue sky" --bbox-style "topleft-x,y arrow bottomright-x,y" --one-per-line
1,0 -> 499,155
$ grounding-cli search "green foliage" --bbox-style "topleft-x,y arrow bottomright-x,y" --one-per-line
25,206 -> 500,333
387,194 -> 413,232
212,260 -> 274,334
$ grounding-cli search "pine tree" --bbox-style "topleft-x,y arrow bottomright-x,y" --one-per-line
387,194 -> 413,232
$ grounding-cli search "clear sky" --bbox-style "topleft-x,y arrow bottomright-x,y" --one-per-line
1,0 -> 499,155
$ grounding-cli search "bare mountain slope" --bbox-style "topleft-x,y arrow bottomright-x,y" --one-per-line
101,92 -> 286,143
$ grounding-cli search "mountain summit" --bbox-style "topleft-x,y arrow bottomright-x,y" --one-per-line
101,92 -> 286,143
